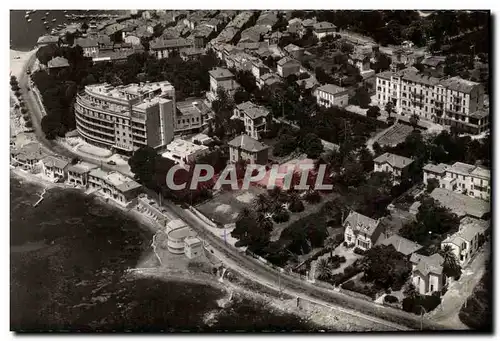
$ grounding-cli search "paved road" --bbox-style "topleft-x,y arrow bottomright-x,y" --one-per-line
20,53 -> 448,332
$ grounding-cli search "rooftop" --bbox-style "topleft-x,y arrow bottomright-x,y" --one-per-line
317,83 -> 347,95
47,57 -> 69,69
380,234 -> 422,256
442,217 -> 489,245
430,188 -> 491,219
209,67 -> 234,79
410,253 -> 444,276
67,161 -> 97,174
166,219 -> 188,232
176,98 -> 211,117
41,155 -> 69,169
235,101 -> 270,119
168,225 -> 195,239
150,37 -> 192,50
470,166 -> 490,180
447,162 -> 477,176
228,134 -> 269,153
37,35 -> 59,44
421,55 -> 446,67
85,81 -> 174,103
374,152 -> 414,169
90,168 -> 141,193
162,139 -> 209,159
343,211 -> 380,237
184,236 -> 202,246
75,37 -> 98,48
423,163 -> 447,174
277,56 -> 299,66
313,21 -> 337,31
440,76 -> 481,94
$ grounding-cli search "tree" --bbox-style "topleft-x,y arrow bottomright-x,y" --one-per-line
366,106 -> 381,119
81,22 -> 89,31
349,86 -> 371,109
288,196 -> 305,213
409,113 -> 420,130
253,193 -> 271,213
128,146 -> 159,188
385,102 -> 395,118
316,258 -> 332,281
439,244 -> 462,280
233,87 -> 251,104
426,178 -> 439,193
300,133 -> 324,159
404,283 -> 417,298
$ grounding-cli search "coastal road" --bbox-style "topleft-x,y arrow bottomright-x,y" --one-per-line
20,53 -> 446,332
162,201 -> 448,331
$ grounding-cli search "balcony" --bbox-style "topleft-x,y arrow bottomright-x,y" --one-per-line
75,111 -> 115,132
411,92 -> 425,98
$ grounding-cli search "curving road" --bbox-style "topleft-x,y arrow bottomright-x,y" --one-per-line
19,53 -> 448,332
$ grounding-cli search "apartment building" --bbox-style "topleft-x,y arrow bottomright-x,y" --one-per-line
149,37 -> 193,59
314,84 -> 349,108
232,101 -> 270,140
376,69 -> 489,134
75,81 -> 176,155
423,161 -> 490,201
75,38 -> 99,57
175,98 -> 212,134
277,56 -> 301,78
206,67 -> 240,103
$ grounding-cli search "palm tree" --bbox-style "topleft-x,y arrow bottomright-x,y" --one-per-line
253,193 -> 270,213
256,213 -> 273,231
324,236 -> 338,258
409,114 -> 420,130
439,244 -> 461,279
316,258 -> 332,281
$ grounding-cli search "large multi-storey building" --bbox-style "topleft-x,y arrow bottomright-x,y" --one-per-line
206,67 -> 240,103
376,69 -> 489,134
75,81 -> 176,155
232,101 -> 269,140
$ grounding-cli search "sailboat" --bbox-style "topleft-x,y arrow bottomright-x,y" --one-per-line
25,10 -> 31,15
25,14 -> 30,19
43,21 -> 48,24
27,18 -> 32,23
45,12 -> 50,15
52,18 -> 57,22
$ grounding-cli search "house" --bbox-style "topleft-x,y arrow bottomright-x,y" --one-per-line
430,188 -> 491,219
175,98 -> 212,133
300,18 -> 317,37
150,38 -> 193,59
47,57 -> 69,74
232,101 -> 270,140
423,162 -> 491,201
421,55 -> 446,76
410,253 -> 446,295
179,47 -> 205,61
391,48 -> 425,69
441,217 -> 488,267
92,48 -> 142,64
161,139 -> 210,169
314,84 -> 349,108
75,38 -> 99,57
184,236 -> 203,259
10,143 -> 46,171
256,12 -> 279,29
264,31 -> 290,45
207,67 -> 240,103
124,34 -> 142,46
373,152 -> 414,185
380,234 -> 423,257
313,21 -> 337,39
228,134 -> 269,165
66,162 -> 97,187
41,156 -> 69,182
102,23 -> 126,41
36,35 -> 60,48
191,133 -> 213,146
277,56 -> 301,78
349,51 -> 375,78
88,168 -> 142,206
296,76 -> 319,91
259,73 -> 282,89
283,43 -> 304,60
251,60 -> 270,81
343,211 -> 383,251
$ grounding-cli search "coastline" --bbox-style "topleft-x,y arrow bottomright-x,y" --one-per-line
10,48 -> 37,79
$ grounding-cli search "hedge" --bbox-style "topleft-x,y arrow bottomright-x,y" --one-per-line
402,294 -> 441,314
353,247 -> 366,255
384,295 -> 399,303
342,280 -> 380,300
273,209 -> 290,223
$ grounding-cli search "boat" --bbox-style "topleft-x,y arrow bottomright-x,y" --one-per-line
52,18 -> 56,22
25,10 -> 31,14
25,14 -> 29,19
32,10 -> 36,13
43,21 -> 48,24
64,10 -> 67,13
27,19 -> 32,23
45,12 -> 49,15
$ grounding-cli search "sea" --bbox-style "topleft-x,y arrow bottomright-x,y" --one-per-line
10,10 -> 125,51
10,9 -> 323,332
10,175 -> 321,331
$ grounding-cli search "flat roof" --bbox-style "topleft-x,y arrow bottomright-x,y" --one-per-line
430,188 -> 490,219
317,83 -> 347,96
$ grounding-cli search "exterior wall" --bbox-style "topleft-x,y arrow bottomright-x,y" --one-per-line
316,89 -> 349,108
472,176 -> 490,201
313,30 -> 334,40
343,224 -> 376,250
124,35 -> 141,46
43,165 -> 66,180
376,75 -> 488,134
82,46 -> 99,57
67,171 -> 88,186
412,271 -> 428,295
185,243 -> 203,259
277,63 -> 301,78
374,161 -> 407,185
229,146 -> 267,165
412,267 -> 443,295
423,170 -> 444,185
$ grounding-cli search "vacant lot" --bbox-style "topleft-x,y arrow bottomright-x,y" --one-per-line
195,186 -> 267,225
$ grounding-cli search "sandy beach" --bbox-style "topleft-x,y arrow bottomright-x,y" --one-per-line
10,49 -> 37,79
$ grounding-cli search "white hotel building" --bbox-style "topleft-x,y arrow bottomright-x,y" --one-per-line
376,69 -> 489,134
75,81 -> 176,155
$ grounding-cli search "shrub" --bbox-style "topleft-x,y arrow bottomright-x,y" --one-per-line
384,295 -> 399,303
343,241 -> 348,247
25,121 -> 33,128
353,247 -> 366,255
11,84 -> 20,91
23,114 -> 30,121
402,294 -> 441,314
273,209 -> 290,223
289,198 -> 305,212
304,190 -> 321,204
334,233 -> 344,244
21,107 -> 28,114
342,280 -> 355,290
14,90 -> 21,97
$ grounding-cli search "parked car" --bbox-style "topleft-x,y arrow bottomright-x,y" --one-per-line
107,160 -> 116,165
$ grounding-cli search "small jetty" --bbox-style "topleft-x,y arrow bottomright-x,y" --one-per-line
33,186 -> 48,207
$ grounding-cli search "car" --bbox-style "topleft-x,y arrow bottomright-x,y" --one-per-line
107,160 -> 116,165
